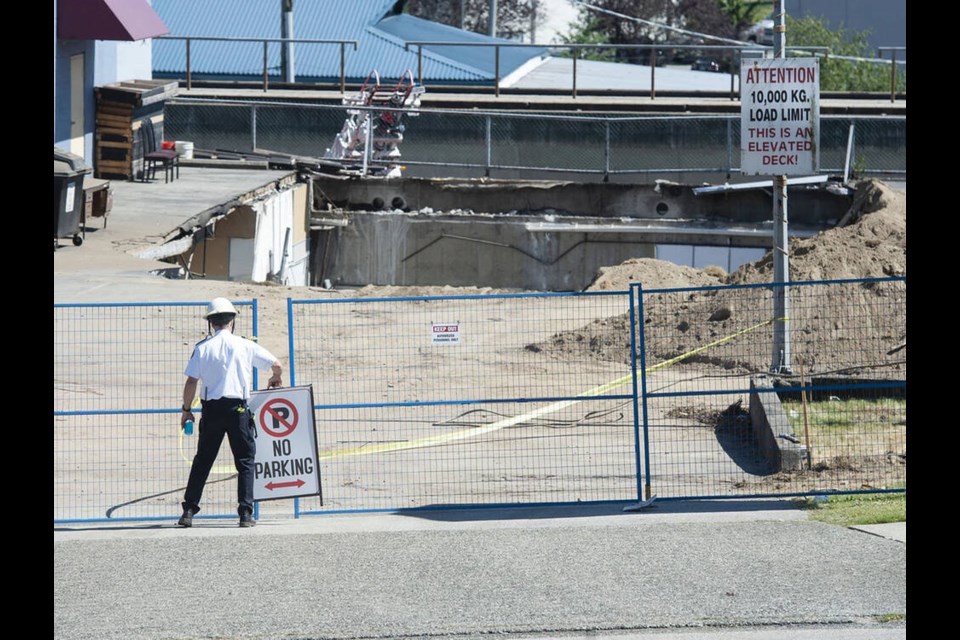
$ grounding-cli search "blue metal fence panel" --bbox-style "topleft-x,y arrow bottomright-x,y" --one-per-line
634,277 -> 906,501
53,300 -> 260,523
288,291 -> 642,514
53,279 -> 905,524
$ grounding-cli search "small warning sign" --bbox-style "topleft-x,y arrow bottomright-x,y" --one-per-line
248,385 -> 322,502
431,321 -> 460,345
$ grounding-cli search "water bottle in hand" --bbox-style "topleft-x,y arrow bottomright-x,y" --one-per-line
184,419 -> 194,435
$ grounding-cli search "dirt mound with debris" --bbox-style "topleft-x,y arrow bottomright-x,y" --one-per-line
584,179 -> 905,290
534,179 -> 906,378
586,259 -> 726,291
726,179 -> 906,284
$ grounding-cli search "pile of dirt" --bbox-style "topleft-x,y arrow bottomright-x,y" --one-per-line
584,179 -> 906,291
537,179 -> 907,378
725,178 -> 906,284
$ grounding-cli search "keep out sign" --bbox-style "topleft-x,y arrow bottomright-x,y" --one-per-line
248,385 -> 322,501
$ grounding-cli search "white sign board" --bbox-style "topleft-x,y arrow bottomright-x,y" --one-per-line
431,321 -> 460,345
249,385 -> 322,502
65,184 -> 76,212
740,58 -> 820,175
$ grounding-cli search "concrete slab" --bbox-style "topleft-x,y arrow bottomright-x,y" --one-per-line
851,521 -> 906,543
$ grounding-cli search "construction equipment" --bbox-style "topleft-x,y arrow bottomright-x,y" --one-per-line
323,69 -> 425,178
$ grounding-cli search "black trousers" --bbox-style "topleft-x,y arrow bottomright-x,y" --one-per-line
182,397 -> 257,515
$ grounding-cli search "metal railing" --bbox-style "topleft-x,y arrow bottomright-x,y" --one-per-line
404,41 -> 831,99
155,36 -> 359,92
154,35 -> 904,102
878,47 -> 907,102
164,98 -> 907,182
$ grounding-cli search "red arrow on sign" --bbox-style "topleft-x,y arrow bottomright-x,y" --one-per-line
265,479 -> 306,491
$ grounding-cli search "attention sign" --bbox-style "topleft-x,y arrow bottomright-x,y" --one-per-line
740,58 -> 820,175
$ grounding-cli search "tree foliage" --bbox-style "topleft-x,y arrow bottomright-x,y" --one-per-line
678,0 -> 740,41
402,1 -> 905,92
554,0 -> 769,64
555,16 -> 616,61
785,15 -> 906,92
404,0 -> 546,42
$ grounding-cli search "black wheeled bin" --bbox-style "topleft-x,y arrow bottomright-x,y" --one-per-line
54,148 -> 92,248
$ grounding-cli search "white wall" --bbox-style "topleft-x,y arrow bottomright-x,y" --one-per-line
94,40 -> 155,85
242,189 -> 308,285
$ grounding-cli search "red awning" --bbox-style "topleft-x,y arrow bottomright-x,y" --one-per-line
58,0 -> 170,41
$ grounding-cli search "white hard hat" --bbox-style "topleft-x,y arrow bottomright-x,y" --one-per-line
205,297 -> 238,319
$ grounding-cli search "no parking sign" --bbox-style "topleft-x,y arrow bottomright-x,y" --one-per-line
248,385 -> 322,502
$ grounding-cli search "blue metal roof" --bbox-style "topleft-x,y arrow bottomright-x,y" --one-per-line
151,0 -> 546,85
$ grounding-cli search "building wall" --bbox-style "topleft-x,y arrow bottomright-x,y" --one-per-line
54,0 -> 156,163
53,39 -> 94,157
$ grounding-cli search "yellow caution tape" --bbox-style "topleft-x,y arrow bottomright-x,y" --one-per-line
318,317 -> 780,460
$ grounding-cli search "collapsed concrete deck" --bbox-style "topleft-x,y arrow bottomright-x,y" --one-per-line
308,174 -> 854,290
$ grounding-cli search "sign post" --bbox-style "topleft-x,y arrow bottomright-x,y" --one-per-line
248,384 -> 322,503
740,1 -> 819,374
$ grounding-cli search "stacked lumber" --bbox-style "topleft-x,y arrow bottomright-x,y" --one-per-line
94,79 -> 179,180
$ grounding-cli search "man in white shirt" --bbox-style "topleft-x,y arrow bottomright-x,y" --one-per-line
178,297 -> 283,528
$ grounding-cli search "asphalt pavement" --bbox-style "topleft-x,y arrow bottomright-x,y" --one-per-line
53,166 -> 906,640
54,499 -> 905,640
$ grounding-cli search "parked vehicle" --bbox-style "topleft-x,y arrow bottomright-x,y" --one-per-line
740,16 -> 774,46
691,58 -> 721,72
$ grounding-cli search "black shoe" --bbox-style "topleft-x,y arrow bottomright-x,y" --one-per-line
177,509 -> 194,527
239,512 -> 256,528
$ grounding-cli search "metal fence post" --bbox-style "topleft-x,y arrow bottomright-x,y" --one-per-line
651,48 -> 656,99
843,122 -> 855,183
251,105 -> 258,151
889,49 -> 897,103
495,46 -> 501,98
603,120 -> 610,182
632,283 -> 653,504
572,48 -> 578,99
726,117 -> 733,175
186,38 -> 192,90
485,115 -> 492,177
263,42 -> 269,91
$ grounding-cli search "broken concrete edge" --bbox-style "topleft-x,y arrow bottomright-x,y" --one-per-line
136,172 -> 302,262
749,375 -> 806,472
178,158 -> 270,170
748,374 -> 906,474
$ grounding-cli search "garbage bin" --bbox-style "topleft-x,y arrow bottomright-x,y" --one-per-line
54,147 -> 92,248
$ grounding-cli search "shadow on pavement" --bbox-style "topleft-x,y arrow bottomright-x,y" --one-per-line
395,498 -> 803,522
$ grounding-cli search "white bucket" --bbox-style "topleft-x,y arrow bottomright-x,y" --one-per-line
174,141 -> 194,159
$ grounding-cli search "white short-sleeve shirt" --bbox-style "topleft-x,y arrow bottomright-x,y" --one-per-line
184,329 -> 278,401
